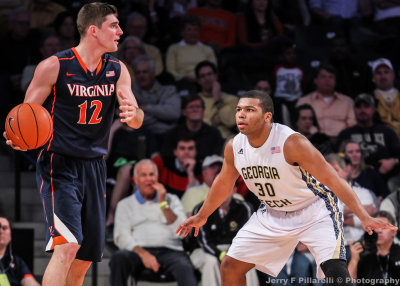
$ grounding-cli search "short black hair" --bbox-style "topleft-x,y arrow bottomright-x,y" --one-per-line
374,211 -> 396,226
195,60 -> 217,79
293,104 -> 320,130
180,14 -> 201,31
315,63 -> 337,77
240,90 -> 274,115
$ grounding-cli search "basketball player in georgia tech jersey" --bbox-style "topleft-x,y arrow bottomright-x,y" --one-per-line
4,3 -> 143,286
177,90 -> 397,286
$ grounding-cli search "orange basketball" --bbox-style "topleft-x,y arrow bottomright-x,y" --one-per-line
5,103 -> 53,150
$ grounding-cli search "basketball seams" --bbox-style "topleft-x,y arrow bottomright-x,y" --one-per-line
16,104 -> 29,149
26,103 -> 39,149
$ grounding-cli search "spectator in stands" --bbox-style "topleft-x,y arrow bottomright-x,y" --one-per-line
24,0 -> 66,33
118,36 -> 146,78
271,0 -> 311,35
236,0 -> 283,49
371,0 -> 400,36
161,94 -> 224,163
309,0 -> 362,26
132,55 -> 181,137
336,93 -> 400,193
20,34 -> 61,92
124,12 -> 164,76
188,0 -> 236,53
254,79 -> 272,95
296,64 -> 356,140
190,190 -> 258,286
154,136 -> 202,198
0,216 -> 40,286
0,7 -> 41,121
196,61 -> 239,138
326,153 -> 377,248
53,11 -> 78,51
273,41 -> 305,116
370,58 -> 400,137
339,140 -> 389,200
166,14 -> 217,94
348,211 -> 400,281
293,104 -> 333,155
380,190 -> 400,235
182,155 -> 224,216
110,159 -> 198,286
327,34 -> 371,99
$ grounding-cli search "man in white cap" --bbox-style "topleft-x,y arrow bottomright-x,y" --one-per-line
370,58 -> 400,137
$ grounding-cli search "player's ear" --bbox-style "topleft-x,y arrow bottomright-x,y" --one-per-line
264,112 -> 272,122
89,25 -> 97,36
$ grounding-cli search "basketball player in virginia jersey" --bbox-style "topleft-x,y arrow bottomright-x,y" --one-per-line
4,3 -> 143,286
177,90 -> 397,286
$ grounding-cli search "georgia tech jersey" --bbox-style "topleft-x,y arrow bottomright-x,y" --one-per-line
233,123 -> 340,212
43,48 -> 121,158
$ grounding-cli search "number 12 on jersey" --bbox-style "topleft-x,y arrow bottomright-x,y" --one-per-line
77,100 -> 103,124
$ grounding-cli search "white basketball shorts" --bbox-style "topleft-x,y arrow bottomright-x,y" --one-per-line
227,198 -> 345,278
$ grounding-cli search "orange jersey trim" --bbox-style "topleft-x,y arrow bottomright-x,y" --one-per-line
59,56 -> 75,61
71,47 -> 88,73
46,86 -> 56,151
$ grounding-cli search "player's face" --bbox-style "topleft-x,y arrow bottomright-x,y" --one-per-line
0,218 -> 11,248
375,217 -> 396,246
134,163 -> 158,198
97,14 -> 123,53
174,141 -> 196,162
236,98 -> 270,135
373,65 -> 395,91
344,142 -> 362,166
182,100 -> 204,121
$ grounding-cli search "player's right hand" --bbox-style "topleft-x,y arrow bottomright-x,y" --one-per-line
3,131 -> 27,151
176,214 -> 207,237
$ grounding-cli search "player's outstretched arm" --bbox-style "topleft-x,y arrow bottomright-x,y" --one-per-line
284,133 -> 397,234
176,139 -> 240,237
116,62 -> 143,129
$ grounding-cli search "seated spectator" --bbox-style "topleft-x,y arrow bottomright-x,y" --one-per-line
154,136 -> 202,198
0,216 -> 40,286
347,211 -> 400,282
326,153 -> 377,248
327,34 -> 371,99
187,0 -> 236,53
271,0 -> 311,35
196,61 -> 239,138
53,11 -> 78,51
132,55 -> 181,137
166,14 -> 217,94
236,0 -> 283,49
117,36 -> 146,78
161,94 -> 224,162
124,12 -> 164,76
380,190 -> 400,238
371,0 -> 400,36
293,104 -> 333,155
296,64 -> 356,140
336,93 -> 400,193
339,140 -> 389,200
190,190 -> 258,286
254,79 -> 272,95
370,58 -> 400,137
110,159 -> 198,286
309,0 -> 362,26
24,0 -> 66,33
20,34 -> 61,92
273,41 -> 305,116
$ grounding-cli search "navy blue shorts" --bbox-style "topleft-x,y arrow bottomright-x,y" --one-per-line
36,150 -> 106,262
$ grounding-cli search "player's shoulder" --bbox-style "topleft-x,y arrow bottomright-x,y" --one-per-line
36,55 -> 60,73
103,53 -> 121,65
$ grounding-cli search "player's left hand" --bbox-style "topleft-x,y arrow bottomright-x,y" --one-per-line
362,216 -> 397,235
176,214 -> 207,237
118,90 -> 138,123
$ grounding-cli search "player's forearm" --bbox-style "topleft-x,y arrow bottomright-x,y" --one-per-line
197,175 -> 234,219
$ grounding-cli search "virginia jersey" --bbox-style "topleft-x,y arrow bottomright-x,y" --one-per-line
233,123 -> 340,212
43,48 -> 121,158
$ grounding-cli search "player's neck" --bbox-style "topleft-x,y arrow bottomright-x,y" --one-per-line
74,43 -> 104,72
247,124 -> 272,148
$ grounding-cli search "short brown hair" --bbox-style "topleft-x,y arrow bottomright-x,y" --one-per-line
77,2 -> 118,37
